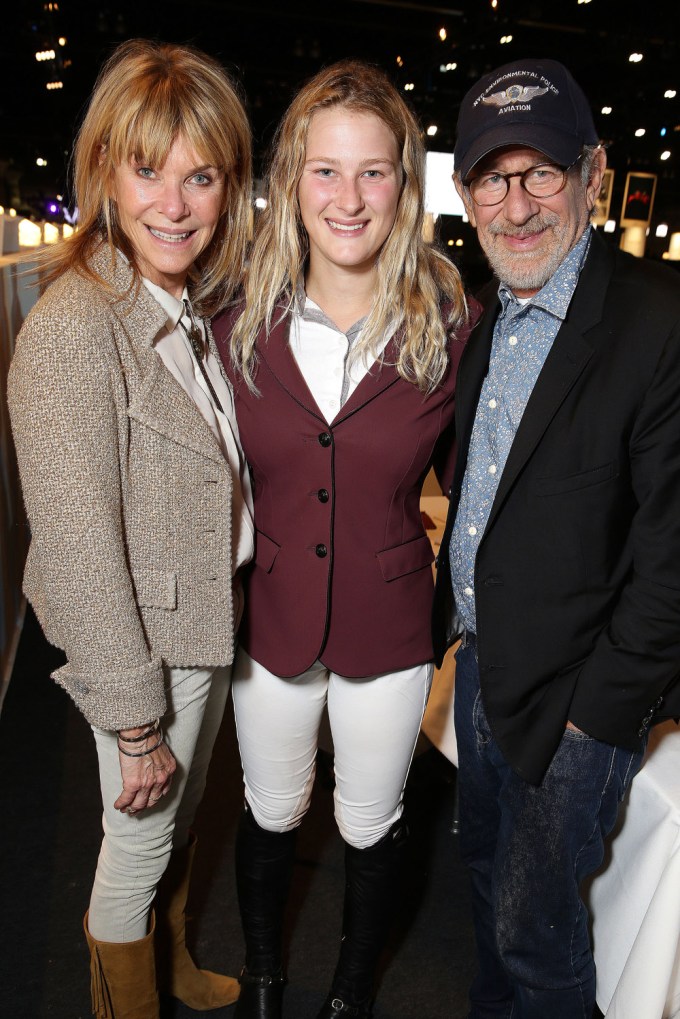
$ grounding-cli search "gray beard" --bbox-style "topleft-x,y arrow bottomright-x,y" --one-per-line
484,213 -> 567,293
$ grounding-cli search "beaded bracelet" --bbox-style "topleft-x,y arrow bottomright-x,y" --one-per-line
117,733 -> 164,758
117,719 -> 160,744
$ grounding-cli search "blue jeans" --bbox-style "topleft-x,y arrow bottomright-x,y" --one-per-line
454,640 -> 644,1019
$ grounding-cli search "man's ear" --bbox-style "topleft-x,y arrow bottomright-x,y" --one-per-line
453,173 -> 477,228
586,146 -> 607,214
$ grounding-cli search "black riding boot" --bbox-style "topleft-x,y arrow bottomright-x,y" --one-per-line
234,807 -> 297,1019
316,819 -> 409,1019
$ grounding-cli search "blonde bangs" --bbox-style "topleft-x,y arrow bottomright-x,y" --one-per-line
105,87 -> 226,174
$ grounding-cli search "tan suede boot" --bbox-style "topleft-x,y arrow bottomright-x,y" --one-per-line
83,911 -> 160,1019
154,832 -> 240,1010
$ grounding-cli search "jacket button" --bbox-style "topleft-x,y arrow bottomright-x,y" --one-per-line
315,544 -> 328,558
317,488 -> 329,503
318,432 -> 332,447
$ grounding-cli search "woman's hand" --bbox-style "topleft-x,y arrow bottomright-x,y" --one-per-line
114,724 -> 177,814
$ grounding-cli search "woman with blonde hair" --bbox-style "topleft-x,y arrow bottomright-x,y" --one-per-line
8,39 -> 253,1018
213,58 -> 479,1019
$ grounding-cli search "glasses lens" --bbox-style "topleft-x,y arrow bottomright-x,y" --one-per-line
469,173 -> 507,205
468,163 -> 570,205
523,165 -> 566,198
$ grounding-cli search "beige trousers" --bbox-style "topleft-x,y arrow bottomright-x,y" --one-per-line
88,664 -> 231,942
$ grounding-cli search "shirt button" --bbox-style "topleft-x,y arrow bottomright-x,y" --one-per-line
464,586 -> 474,597
509,335 -> 518,346
488,465 -> 497,475
315,543 -> 328,558
468,526 -> 477,536
317,488 -> 329,503
318,432 -> 332,447
488,398 -> 497,409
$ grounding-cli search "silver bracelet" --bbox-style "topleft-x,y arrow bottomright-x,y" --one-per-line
117,733 -> 164,758
117,719 -> 160,744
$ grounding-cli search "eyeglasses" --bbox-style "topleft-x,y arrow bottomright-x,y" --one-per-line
465,155 -> 583,207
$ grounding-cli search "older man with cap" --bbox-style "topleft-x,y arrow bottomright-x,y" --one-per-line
432,58 -> 680,1018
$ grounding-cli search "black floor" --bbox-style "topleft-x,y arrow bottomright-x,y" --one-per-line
0,608 -> 476,1019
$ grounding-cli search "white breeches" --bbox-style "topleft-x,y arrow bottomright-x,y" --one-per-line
232,649 -> 433,850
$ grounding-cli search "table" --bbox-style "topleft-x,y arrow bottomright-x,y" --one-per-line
420,496 -> 458,765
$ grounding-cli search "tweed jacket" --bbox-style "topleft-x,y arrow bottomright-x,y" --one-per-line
433,229 -> 680,784
213,302 -> 477,678
8,246 -> 235,730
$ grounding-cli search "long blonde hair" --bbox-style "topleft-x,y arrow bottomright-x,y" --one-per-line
38,39 -> 252,317
231,59 -> 467,393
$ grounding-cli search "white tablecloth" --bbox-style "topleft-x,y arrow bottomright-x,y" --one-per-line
589,720 -> 680,1019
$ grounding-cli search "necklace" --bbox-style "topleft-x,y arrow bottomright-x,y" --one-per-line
181,298 -> 205,360
178,299 -> 225,416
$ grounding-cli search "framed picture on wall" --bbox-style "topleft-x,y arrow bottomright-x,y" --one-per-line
592,168 -> 614,226
620,171 -> 657,227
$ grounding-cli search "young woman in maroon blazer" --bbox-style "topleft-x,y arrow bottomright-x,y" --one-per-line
212,59 -> 477,1019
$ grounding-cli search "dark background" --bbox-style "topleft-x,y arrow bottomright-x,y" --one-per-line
1,0 -> 678,281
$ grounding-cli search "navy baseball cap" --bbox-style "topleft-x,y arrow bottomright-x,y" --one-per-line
454,58 -> 600,181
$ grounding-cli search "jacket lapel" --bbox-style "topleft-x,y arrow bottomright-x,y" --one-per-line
93,248 -> 226,464
333,334 -> 402,424
257,312 -> 327,421
128,355 -> 226,464
485,229 -> 614,532
453,302 -> 496,488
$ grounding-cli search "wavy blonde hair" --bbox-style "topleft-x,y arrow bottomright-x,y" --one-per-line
231,59 -> 467,393
37,38 -> 252,317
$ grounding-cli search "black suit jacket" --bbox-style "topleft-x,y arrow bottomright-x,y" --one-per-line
433,229 -> 680,784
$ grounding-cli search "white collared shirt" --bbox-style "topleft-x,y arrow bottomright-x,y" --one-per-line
289,294 -> 390,422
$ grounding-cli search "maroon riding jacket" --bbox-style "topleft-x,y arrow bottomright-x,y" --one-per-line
212,303 -> 476,678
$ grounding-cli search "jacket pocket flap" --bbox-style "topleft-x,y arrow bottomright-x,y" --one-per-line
254,530 -> 281,574
132,568 -> 177,610
534,461 -> 617,496
376,534 -> 434,582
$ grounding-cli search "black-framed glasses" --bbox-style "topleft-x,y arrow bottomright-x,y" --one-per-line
465,155 -> 583,207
